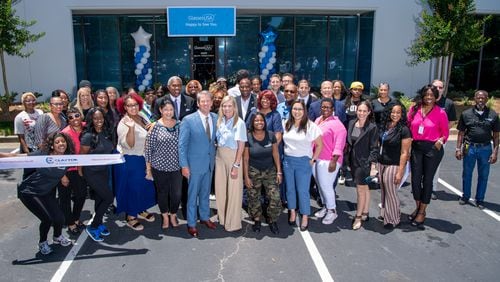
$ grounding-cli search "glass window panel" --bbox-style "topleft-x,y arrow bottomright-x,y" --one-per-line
479,15 -> 500,91
155,16 -> 191,85
295,16 -> 328,87
218,16 -> 260,84
82,16 -> 120,90
358,12 -> 374,90
328,16 -> 358,85
72,16 -> 85,90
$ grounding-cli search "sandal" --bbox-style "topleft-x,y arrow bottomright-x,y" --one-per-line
361,212 -> 370,222
126,218 -> 144,231
169,214 -> 179,228
352,215 -> 363,230
138,211 -> 155,222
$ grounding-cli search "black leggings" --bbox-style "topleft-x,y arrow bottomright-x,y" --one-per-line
83,168 -> 114,229
411,141 -> 444,204
151,168 -> 183,214
19,192 -> 64,243
57,170 -> 87,226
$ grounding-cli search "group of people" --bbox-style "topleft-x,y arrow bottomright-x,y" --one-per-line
5,70 -> 499,256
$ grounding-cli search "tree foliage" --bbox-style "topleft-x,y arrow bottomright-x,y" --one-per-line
0,0 -> 45,96
408,0 -> 490,64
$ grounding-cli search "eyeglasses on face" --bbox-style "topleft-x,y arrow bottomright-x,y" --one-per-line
51,103 -> 63,106
126,103 -> 139,108
68,113 -> 81,120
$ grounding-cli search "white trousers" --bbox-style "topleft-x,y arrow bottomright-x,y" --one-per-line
313,160 -> 341,210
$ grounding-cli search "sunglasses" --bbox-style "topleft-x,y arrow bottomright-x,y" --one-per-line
68,113 -> 81,120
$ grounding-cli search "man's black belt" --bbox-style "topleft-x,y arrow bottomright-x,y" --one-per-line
466,141 -> 491,147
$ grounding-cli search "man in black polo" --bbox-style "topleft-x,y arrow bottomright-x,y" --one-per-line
455,90 -> 499,209
431,79 -> 457,200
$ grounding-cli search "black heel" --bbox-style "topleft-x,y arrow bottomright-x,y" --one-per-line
407,209 -> 418,221
411,212 -> 426,230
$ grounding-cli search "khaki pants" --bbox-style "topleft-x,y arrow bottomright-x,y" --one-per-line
215,147 -> 243,231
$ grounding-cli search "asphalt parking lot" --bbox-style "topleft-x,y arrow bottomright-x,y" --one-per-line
1,140 -> 499,282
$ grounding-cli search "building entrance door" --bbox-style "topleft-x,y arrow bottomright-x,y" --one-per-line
191,37 -> 216,87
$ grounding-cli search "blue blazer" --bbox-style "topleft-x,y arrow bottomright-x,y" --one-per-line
178,111 -> 218,174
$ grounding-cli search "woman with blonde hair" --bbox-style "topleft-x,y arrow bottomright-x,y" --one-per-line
74,87 -> 94,118
215,96 -> 247,232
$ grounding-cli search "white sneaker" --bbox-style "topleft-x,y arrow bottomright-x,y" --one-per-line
314,207 -> 328,218
209,194 -> 216,200
38,241 -> 53,255
53,235 -> 72,247
322,211 -> 338,225
338,176 -> 345,185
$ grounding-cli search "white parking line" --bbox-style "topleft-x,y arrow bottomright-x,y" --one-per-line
50,216 -> 94,282
438,178 -> 500,222
299,228 -> 334,282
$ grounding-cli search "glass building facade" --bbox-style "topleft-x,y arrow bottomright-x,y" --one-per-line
73,13 -> 374,92
450,15 -> 500,93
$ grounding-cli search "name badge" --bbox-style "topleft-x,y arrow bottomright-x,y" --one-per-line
418,125 -> 424,135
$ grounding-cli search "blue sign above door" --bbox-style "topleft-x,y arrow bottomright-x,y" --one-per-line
167,7 -> 236,37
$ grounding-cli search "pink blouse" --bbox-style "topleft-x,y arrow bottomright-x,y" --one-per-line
314,115 -> 347,164
408,105 -> 449,143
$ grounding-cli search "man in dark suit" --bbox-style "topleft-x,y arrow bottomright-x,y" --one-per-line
153,76 -> 196,121
178,90 -> 218,237
235,78 -> 257,123
297,79 -> 318,112
308,80 -> 346,123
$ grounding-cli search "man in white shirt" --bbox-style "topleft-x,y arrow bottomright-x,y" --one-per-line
235,78 -> 257,123
228,69 -> 250,97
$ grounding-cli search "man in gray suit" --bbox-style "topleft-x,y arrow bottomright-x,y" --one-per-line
179,91 -> 218,237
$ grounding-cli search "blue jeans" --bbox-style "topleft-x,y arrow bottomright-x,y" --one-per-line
283,155 -> 312,215
187,170 -> 213,227
462,144 -> 492,202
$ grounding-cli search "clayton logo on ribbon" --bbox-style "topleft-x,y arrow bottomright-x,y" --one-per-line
45,156 -> 78,165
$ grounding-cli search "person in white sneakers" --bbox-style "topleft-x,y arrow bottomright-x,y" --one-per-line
312,98 -> 347,224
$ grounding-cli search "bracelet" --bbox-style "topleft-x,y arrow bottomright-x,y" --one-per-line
277,172 -> 283,175
437,139 -> 443,145
232,163 -> 240,168
455,148 -> 461,152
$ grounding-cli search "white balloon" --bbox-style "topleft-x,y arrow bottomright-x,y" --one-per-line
134,69 -> 141,75
272,52 -> 276,57
266,63 -> 273,69
137,63 -> 144,70
269,58 -> 276,64
138,85 -> 146,91
258,52 -> 266,58
260,74 -> 267,80
262,69 -> 269,75
134,47 -> 140,53
259,58 -> 263,64
142,79 -> 149,86
143,52 -> 150,59
261,46 -> 269,52
140,58 -> 147,64
148,68 -> 152,74
145,74 -> 152,80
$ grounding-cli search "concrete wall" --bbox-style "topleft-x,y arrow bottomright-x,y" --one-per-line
4,0 -> 494,100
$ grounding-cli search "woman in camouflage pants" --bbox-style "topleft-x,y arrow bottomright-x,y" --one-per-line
243,113 -> 282,235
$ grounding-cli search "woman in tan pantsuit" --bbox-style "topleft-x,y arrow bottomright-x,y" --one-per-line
215,96 -> 247,232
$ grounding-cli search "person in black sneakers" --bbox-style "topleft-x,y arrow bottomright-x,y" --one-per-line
455,90 -> 499,210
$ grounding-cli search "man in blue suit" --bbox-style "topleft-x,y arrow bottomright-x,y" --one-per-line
179,90 -> 218,237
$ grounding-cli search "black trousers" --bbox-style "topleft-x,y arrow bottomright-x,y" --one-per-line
83,168 -> 114,229
151,168 -> 183,214
19,191 -> 64,243
57,170 -> 87,226
411,141 -> 444,204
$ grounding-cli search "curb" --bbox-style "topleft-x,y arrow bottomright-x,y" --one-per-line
0,135 -> 18,143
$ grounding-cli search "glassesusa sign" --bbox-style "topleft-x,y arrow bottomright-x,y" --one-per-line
167,6 -> 236,37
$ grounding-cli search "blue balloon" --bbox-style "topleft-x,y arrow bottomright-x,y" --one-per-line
139,46 -> 147,53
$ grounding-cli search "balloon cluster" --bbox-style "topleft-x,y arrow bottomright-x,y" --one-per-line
131,26 -> 153,92
258,27 -> 278,90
